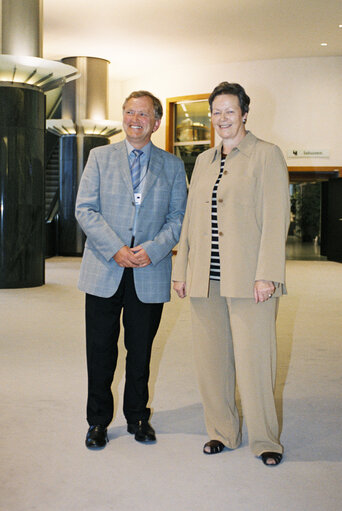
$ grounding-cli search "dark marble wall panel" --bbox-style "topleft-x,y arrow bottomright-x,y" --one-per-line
0,86 -> 45,288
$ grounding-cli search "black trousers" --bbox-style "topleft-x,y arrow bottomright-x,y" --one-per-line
85,268 -> 163,427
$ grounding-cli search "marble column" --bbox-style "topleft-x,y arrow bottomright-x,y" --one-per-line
0,85 -> 45,287
0,0 -> 79,286
58,135 -> 109,256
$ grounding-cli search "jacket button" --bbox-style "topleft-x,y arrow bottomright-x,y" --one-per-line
223,170 -> 228,175
218,198 -> 223,203
219,231 -> 223,236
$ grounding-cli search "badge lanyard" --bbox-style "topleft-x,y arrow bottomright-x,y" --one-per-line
133,156 -> 150,205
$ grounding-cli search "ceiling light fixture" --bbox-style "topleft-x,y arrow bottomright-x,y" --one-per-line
320,42 -> 328,46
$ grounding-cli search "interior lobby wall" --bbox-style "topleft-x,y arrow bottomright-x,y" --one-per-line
108,56 -> 342,167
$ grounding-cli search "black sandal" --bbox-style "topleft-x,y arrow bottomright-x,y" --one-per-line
203,440 -> 225,455
261,452 -> 283,466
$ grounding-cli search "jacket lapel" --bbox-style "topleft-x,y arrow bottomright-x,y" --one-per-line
209,143 -> 223,180
141,144 -> 163,202
112,141 -> 134,196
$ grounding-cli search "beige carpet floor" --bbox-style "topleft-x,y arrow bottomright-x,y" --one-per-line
1,257 -> 342,511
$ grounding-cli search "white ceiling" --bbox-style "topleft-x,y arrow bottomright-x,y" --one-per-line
43,0 -> 342,81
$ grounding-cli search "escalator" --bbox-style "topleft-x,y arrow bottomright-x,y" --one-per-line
45,133 -> 60,257
45,144 -> 59,218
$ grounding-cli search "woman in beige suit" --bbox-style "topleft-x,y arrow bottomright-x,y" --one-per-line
173,82 -> 290,466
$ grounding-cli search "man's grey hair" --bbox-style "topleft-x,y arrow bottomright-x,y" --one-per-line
122,90 -> 163,120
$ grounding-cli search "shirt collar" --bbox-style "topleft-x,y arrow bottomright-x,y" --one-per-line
212,131 -> 257,162
125,139 -> 152,160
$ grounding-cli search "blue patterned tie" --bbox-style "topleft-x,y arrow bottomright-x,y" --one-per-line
130,149 -> 143,191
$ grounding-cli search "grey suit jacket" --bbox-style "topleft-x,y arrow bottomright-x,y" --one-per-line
75,140 -> 187,302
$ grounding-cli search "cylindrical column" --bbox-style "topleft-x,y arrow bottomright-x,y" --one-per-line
61,57 -> 109,126
0,85 -> 45,287
1,0 -> 43,57
58,135 -> 109,256
0,0 -> 80,285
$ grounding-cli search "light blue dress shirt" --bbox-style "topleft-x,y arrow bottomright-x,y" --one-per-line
125,140 -> 152,237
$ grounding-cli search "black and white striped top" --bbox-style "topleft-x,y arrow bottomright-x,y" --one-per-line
210,154 -> 227,280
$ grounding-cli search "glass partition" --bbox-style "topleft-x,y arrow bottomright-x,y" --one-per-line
166,94 -> 214,182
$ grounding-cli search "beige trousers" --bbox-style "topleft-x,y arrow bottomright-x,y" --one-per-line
190,280 -> 283,456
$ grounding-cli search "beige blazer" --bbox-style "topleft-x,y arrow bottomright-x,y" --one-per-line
172,132 -> 290,298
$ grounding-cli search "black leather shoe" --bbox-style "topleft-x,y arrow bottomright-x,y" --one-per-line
85,425 -> 108,449
127,421 -> 156,442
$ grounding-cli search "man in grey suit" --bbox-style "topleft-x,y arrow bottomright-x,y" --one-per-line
75,90 -> 187,449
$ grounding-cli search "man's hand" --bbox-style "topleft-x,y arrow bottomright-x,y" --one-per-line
113,246 -> 140,267
131,245 -> 151,267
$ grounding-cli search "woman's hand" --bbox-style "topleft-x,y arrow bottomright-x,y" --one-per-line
254,280 -> 275,303
173,281 -> 187,298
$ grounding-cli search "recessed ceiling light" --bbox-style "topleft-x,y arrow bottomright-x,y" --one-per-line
339,24 -> 342,28
320,42 -> 328,46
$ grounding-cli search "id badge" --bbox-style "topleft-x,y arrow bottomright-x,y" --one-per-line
134,192 -> 142,205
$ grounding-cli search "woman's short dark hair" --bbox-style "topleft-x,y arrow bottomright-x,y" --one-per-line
209,82 -> 250,115
123,90 -> 163,120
